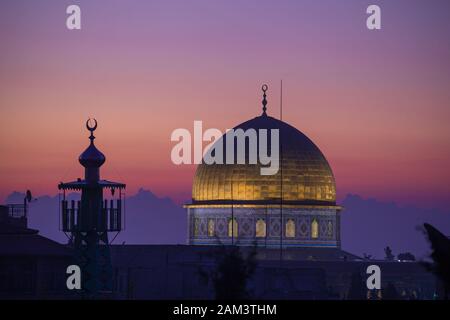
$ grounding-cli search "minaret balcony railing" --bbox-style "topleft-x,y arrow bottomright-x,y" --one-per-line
61,199 -> 122,232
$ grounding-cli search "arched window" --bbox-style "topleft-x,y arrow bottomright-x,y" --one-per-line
311,219 -> 319,239
327,221 -> 333,237
228,218 -> 238,238
208,219 -> 215,237
286,219 -> 296,238
256,219 -> 266,238
194,217 -> 200,237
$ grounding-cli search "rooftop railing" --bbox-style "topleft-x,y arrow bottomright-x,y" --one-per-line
7,204 -> 27,219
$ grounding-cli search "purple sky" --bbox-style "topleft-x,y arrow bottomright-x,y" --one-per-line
0,0 -> 449,210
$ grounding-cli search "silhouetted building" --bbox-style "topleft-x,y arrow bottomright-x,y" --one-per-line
0,204 -> 73,299
109,245 -> 436,299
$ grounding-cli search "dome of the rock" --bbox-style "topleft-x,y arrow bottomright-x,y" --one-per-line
192,114 -> 336,205
185,85 -> 341,248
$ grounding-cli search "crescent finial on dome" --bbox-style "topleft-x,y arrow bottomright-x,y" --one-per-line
86,118 -> 98,132
79,118 -> 105,169
86,118 -> 98,143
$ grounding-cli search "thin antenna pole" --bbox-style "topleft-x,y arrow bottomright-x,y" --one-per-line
265,205 -> 268,248
279,79 -> 283,264
231,179 -> 234,245
280,80 -> 283,120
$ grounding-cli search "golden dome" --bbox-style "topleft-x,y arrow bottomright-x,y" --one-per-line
192,114 -> 336,205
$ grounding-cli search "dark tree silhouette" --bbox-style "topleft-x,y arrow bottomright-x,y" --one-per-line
214,246 -> 257,299
384,246 -> 395,261
422,223 -> 450,300
397,252 -> 416,261
198,245 -> 257,300
383,282 -> 399,300
347,270 -> 366,300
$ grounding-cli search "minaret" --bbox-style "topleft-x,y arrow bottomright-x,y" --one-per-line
59,119 -> 125,297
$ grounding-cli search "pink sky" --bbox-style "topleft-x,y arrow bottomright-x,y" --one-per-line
1,0 -> 449,208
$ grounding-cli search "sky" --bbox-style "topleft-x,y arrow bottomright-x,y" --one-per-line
0,0 -> 449,209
